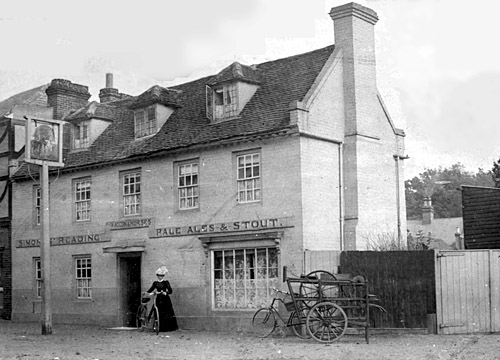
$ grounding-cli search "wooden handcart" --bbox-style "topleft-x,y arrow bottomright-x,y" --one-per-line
285,270 -> 376,343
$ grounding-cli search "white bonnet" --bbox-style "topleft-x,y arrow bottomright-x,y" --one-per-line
155,266 -> 169,276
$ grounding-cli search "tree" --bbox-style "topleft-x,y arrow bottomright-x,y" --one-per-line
405,163 -> 494,220
492,157 -> 500,187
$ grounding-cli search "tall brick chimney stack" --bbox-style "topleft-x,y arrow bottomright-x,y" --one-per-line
329,3 -> 381,250
46,79 -> 91,120
329,2 -> 379,136
99,73 -> 121,103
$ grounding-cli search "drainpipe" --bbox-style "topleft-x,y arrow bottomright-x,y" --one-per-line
339,143 -> 345,251
394,154 -> 409,248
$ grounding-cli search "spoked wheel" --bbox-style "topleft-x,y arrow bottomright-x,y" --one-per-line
136,305 -> 147,331
299,271 -> 337,307
252,308 -> 276,338
290,310 -> 311,339
151,306 -> 160,335
306,302 -> 348,343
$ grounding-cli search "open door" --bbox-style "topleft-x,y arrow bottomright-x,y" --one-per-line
118,253 -> 142,327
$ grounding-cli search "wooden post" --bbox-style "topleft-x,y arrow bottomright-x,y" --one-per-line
40,161 -> 52,335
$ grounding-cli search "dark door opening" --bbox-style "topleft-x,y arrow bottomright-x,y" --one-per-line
119,253 -> 141,327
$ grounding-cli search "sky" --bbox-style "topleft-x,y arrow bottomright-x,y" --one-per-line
1,0 -> 499,179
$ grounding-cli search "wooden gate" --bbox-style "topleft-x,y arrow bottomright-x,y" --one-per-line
436,250 -> 500,334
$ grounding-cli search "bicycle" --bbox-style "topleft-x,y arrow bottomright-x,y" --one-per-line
136,291 -> 161,335
252,288 -> 311,339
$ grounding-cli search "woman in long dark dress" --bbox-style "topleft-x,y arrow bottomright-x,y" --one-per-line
147,266 -> 178,332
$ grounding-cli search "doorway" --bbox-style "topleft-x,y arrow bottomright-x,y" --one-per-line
118,253 -> 142,327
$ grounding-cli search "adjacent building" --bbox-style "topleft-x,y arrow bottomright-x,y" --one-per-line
6,3 -> 406,330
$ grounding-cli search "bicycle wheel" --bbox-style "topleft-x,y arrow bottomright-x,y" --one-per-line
252,308 -> 276,338
290,310 -> 311,339
151,306 -> 160,335
299,271 -> 337,307
306,301 -> 347,343
136,305 -> 147,331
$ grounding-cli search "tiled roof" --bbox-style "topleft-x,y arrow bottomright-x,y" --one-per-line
128,85 -> 182,110
207,62 -> 261,86
0,84 -> 49,117
65,101 -> 120,122
15,45 -> 335,177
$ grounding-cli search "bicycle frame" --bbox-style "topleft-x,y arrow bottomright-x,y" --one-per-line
251,289 -> 309,339
137,292 -> 160,335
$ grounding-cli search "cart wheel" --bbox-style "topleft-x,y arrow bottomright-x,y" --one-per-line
151,306 -> 160,335
299,271 -> 337,307
136,305 -> 147,331
290,310 -> 311,339
252,308 -> 276,338
306,302 -> 347,343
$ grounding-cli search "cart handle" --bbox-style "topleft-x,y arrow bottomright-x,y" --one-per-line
271,287 -> 290,296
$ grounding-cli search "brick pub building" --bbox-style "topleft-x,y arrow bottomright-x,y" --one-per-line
5,3 -> 406,330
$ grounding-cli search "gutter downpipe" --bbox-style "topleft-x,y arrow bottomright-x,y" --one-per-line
339,143 -> 345,251
394,154 -> 409,248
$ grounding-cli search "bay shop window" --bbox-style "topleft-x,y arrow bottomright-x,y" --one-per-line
202,232 -> 282,310
213,247 -> 278,309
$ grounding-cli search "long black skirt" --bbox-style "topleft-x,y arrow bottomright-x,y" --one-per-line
156,294 -> 178,332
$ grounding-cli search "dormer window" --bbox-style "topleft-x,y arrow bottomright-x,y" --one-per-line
206,62 -> 261,124
212,83 -> 238,120
135,105 -> 156,139
74,121 -> 90,149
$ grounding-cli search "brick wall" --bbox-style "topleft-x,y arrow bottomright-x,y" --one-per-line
0,223 -> 11,319
46,79 -> 91,150
10,136 -> 307,325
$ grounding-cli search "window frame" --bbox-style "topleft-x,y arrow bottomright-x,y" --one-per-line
200,232 -> 282,312
120,169 -> 142,217
211,246 -> 278,310
74,255 -> 92,299
235,150 -> 261,204
176,160 -> 200,211
208,82 -> 239,121
34,257 -> 42,299
73,120 -> 90,149
134,105 -> 157,139
33,185 -> 41,226
73,177 -> 91,222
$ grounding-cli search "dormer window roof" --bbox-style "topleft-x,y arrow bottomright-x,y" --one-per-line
128,85 -> 182,110
206,62 -> 261,86
65,101 -> 116,151
129,86 -> 182,140
206,62 -> 261,123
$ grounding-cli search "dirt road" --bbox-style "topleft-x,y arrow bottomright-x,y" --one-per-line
1,320 -> 499,360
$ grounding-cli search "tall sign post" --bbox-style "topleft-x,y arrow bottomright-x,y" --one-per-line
25,117 -> 64,335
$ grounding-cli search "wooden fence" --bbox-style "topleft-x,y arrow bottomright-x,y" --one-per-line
339,251 -> 436,328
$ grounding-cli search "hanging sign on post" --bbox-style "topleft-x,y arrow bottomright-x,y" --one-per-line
24,116 -> 64,167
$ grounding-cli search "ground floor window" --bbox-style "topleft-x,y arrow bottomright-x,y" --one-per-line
34,258 -> 42,298
213,247 -> 278,309
75,256 -> 92,299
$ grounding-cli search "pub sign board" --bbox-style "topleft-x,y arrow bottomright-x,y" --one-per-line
24,116 -> 64,167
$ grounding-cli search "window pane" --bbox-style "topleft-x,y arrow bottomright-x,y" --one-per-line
213,247 -> 277,309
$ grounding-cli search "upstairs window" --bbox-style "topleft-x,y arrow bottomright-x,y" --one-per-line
122,171 -> 141,216
74,121 -> 90,149
178,162 -> 199,210
34,186 -> 41,226
237,152 -> 261,203
206,83 -> 238,121
74,179 -> 91,222
135,106 -> 156,139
